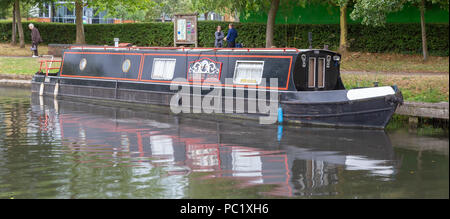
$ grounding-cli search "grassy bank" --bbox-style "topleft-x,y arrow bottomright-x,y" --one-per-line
0,56 -> 60,76
341,52 -> 449,73
0,43 -> 49,57
341,73 -> 449,103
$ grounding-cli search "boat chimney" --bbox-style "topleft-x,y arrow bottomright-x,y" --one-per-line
308,32 -> 312,49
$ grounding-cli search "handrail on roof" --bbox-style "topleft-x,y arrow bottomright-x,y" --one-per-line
68,45 -> 301,53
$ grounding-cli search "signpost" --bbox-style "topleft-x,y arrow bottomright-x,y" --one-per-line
174,13 -> 198,47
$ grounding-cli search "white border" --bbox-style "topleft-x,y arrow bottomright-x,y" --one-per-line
347,86 -> 395,100
232,60 -> 265,85
151,58 -> 177,80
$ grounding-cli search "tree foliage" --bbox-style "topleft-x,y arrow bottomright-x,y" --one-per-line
350,0 -> 449,26
144,0 -> 192,21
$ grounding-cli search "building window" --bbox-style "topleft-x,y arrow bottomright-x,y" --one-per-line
151,58 -> 176,80
39,3 -> 50,18
233,61 -> 264,85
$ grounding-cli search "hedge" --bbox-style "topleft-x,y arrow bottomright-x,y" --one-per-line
0,21 -> 448,56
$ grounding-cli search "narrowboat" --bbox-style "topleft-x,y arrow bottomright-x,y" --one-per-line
31,46 -> 403,129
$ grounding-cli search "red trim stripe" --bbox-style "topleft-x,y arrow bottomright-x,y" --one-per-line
60,51 -> 294,91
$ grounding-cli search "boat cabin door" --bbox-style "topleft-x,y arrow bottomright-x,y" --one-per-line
294,50 -> 344,91
306,55 -> 327,89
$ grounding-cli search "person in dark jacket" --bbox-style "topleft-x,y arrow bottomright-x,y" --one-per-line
29,23 -> 42,57
224,23 -> 237,48
214,25 -> 224,48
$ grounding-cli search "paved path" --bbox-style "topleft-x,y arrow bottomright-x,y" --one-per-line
341,70 -> 449,76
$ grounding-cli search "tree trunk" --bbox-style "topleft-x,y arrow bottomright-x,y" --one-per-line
339,3 -> 348,53
51,2 -> 56,22
265,0 -> 280,48
204,12 -> 208,20
420,0 -> 428,61
11,1 -> 17,45
15,0 -> 25,48
75,0 -> 86,44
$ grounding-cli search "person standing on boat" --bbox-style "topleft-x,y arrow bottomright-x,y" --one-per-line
224,23 -> 238,48
29,23 -> 43,58
214,25 -> 224,48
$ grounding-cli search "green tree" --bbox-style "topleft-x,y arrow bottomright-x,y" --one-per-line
329,0 -> 355,53
191,0 -> 215,20
3,0 -> 56,47
307,0 -> 356,53
350,0 -> 449,60
106,4 -> 147,22
14,0 -> 25,48
190,0 -> 278,47
67,0 -> 156,44
145,0 -> 193,22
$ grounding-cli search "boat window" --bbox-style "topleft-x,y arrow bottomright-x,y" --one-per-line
308,58 -> 315,88
122,59 -> 131,73
318,58 -> 325,88
79,58 -> 87,71
233,61 -> 264,85
151,58 -> 176,80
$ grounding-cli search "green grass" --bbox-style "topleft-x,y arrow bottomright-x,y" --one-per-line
0,57 -> 43,75
341,73 -> 449,103
341,52 -> 449,73
0,43 -> 49,57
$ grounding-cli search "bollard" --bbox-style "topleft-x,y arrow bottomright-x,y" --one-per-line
278,106 -> 283,124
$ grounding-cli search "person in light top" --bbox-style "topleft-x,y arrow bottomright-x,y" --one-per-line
214,25 -> 224,48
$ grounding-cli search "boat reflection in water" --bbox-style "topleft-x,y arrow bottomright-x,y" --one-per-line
31,94 -> 397,197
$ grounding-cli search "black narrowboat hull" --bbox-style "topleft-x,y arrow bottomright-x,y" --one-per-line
31,75 -> 402,129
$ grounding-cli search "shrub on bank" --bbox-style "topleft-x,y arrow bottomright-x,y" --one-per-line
0,21 -> 448,56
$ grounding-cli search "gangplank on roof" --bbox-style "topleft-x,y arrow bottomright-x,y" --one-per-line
68,45 -> 308,53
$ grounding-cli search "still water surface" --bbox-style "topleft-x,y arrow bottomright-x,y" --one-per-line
0,86 -> 448,198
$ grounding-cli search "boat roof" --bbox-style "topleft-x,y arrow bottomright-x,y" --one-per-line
68,46 -> 321,54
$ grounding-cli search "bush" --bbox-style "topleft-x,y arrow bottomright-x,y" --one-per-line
0,21 -> 448,56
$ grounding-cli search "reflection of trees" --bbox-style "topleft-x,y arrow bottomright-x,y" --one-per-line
0,93 -> 67,198
1,99 -> 29,147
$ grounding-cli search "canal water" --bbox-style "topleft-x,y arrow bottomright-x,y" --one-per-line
0,86 -> 448,199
